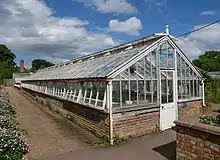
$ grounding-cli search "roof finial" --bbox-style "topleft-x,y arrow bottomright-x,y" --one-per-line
165,24 -> 169,35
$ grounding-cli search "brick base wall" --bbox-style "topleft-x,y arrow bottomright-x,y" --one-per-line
175,120 -> 220,160
21,88 -> 161,140
178,100 -> 203,119
22,88 -> 110,138
113,107 -> 159,138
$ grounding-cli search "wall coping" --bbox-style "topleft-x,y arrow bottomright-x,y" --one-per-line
177,97 -> 202,103
113,104 -> 159,113
174,120 -> 220,136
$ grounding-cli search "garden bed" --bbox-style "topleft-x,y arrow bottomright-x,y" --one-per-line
198,114 -> 220,127
0,89 -> 29,160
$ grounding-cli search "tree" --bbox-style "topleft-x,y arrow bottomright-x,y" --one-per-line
0,45 -> 16,66
193,50 -> 220,71
31,59 -> 54,72
0,45 -> 16,84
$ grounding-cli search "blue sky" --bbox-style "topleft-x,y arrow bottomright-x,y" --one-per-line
0,0 -> 220,67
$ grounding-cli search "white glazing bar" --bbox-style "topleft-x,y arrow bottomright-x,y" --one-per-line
65,89 -> 69,99
143,58 -> 146,101
166,71 -> 168,103
69,90 -> 73,99
55,88 -> 58,96
180,57 -> 183,99
119,74 -> 122,107
150,52 -> 153,103
196,77 -> 199,97
73,90 -> 76,100
202,80 -> 205,106
77,89 -> 82,102
63,88 -> 66,98
189,67 -> 191,98
156,46 -> 161,103
128,68 -> 131,103
45,86 -> 48,94
95,89 -> 99,106
184,62 -> 187,99
102,90 -> 106,109
166,41 -> 169,68
89,89 -> 93,104
193,72 -> 195,97
83,89 -> 87,103
136,64 -> 139,104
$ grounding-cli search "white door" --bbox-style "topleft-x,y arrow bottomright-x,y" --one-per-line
160,70 -> 176,131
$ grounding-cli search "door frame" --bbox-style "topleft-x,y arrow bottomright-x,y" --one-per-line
159,69 -> 177,130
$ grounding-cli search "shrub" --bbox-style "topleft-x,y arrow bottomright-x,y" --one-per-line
198,115 -> 220,127
0,128 -> 29,159
0,100 -> 16,116
0,115 -> 19,131
0,96 -> 29,159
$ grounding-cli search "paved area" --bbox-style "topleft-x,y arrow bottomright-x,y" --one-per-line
8,87 -> 176,160
40,130 -> 176,160
7,88 -> 86,159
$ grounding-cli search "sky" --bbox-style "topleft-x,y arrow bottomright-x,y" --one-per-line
0,0 -> 220,67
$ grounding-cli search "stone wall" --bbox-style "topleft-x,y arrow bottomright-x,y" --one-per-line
178,100 -> 203,119
22,88 -> 110,138
113,107 -> 159,138
175,120 -> 220,160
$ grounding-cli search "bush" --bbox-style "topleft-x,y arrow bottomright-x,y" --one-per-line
0,100 -> 16,116
205,79 -> 220,104
0,128 -> 29,159
0,115 -> 19,131
198,115 -> 220,127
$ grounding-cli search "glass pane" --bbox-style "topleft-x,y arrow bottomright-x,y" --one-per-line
112,81 -> 120,107
177,80 -> 182,99
130,80 -> 137,104
161,71 -> 174,103
122,81 -> 129,104
161,72 -> 167,103
168,78 -> 174,103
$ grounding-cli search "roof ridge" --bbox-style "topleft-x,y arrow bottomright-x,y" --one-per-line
39,33 -> 165,72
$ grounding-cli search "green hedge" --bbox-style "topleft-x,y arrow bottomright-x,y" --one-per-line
205,78 -> 220,104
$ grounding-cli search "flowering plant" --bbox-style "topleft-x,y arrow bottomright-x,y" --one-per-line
198,115 -> 220,127
0,96 -> 29,159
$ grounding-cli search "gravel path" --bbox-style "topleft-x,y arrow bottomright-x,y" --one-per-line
7,87 -> 86,160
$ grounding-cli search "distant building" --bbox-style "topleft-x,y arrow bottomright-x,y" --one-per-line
13,60 -> 33,88
13,72 -> 33,88
207,71 -> 220,79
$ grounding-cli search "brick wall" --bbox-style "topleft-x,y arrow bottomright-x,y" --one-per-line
22,88 -> 110,138
21,88 -> 160,140
175,120 -> 220,160
178,100 -> 203,119
113,107 -> 159,138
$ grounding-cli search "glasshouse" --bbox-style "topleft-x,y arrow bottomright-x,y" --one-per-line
20,27 -> 205,143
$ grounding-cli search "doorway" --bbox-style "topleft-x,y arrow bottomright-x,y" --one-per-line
160,70 -> 176,130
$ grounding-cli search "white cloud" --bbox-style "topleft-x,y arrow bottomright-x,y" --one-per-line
176,23 -> 220,59
74,0 -> 137,14
108,17 -> 142,35
0,0 -> 117,63
155,0 -> 167,6
200,10 -> 217,16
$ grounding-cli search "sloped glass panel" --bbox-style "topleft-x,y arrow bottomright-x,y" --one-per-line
113,50 -> 158,107
159,42 -> 175,69
176,52 -> 203,100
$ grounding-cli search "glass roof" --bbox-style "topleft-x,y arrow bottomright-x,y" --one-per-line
23,35 -> 164,81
